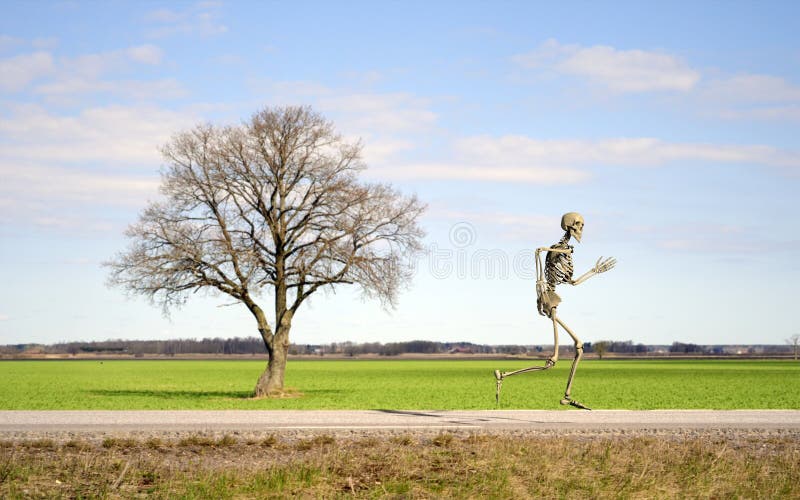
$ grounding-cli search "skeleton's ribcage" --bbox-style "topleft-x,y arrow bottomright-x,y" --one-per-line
545,249 -> 573,289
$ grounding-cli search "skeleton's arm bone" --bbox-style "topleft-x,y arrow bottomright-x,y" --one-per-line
537,246 -> 573,255
570,256 -> 616,286
571,270 -> 595,286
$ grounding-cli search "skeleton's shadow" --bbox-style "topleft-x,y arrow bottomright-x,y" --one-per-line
374,409 -> 444,418
375,409 -> 494,423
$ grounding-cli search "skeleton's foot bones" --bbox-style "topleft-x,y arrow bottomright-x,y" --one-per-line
560,397 -> 591,410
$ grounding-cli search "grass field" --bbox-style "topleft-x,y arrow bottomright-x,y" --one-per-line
1,359 -> 798,410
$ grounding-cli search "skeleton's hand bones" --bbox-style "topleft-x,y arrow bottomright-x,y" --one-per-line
570,256 -> 616,286
592,256 -> 616,274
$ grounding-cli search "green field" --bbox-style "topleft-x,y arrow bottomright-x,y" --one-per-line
0,359 -> 798,410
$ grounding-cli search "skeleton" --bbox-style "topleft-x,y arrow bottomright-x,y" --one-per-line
494,212 -> 616,410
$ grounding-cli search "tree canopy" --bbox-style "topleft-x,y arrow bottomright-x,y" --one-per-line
107,106 -> 426,395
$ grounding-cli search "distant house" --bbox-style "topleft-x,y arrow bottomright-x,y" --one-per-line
449,347 -> 474,354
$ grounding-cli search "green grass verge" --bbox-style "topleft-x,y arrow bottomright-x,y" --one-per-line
0,359 -> 798,410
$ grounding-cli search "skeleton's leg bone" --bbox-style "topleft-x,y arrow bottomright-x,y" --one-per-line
555,315 -> 577,345
555,316 -> 591,410
497,359 -> 555,379
550,310 -> 560,364
562,344 -> 583,398
494,359 -> 555,406
494,370 -> 503,406
556,316 -> 581,397
494,311 -> 559,405
496,311 -> 559,379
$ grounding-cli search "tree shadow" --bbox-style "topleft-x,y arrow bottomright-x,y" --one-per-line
88,389 -> 253,400
89,388 -> 345,401
301,389 -> 344,395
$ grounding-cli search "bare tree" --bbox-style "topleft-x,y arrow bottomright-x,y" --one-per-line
593,341 -> 609,360
107,106 -> 426,396
788,334 -> 800,360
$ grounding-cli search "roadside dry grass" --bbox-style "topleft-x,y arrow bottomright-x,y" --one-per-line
1,433 -> 798,498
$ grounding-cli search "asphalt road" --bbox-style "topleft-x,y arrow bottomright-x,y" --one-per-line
1,410 -> 799,434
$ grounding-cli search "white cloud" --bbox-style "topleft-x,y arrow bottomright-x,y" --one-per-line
0,163 -> 159,206
259,81 -> 581,184
720,106 -> 800,121
0,104 -> 197,166
361,138 -> 414,165
0,34 -> 23,51
259,80 -> 581,185
0,44 -> 168,95
559,46 -> 699,92
257,80 -> 438,134
513,39 -> 700,93
699,74 -> 800,121
145,2 -> 228,38
34,77 -> 185,100
513,40 -> 800,122
454,135 -> 800,169
126,44 -> 163,65
67,52 -> 120,79
64,44 -> 164,79
319,93 -> 437,133
257,80 -> 441,173
370,134 -> 800,184
263,79 -> 333,99
260,74 -> 800,183
31,37 -> 58,50
429,207 -> 555,242
511,38 -> 574,68
341,69 -> 384,86
0,51 -> 55,92
0,104 -> 196,230
652,224 -> 765,255
705,74 -> 800,103
147,8 -> 183,23
372,163 -> 589,184
626,223 -> 780,256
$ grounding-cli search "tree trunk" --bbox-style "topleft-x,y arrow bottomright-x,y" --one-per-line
253,311 -> 292,397
254,339 -> 287,397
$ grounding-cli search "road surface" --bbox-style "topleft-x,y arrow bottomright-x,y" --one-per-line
1,410 -> 798,437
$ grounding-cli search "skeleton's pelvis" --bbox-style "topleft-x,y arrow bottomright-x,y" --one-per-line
537,290 -> 561,317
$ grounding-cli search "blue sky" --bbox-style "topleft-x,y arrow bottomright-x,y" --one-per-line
1,1 -> 798,347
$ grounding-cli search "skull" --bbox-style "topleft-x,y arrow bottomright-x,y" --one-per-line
560,212 -> 584,243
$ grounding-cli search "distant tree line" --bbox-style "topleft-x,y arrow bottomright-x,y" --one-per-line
0,338 -> 265,357
0,338 -> 795,357
2,338 -> 543,357
289,341 -> 525,356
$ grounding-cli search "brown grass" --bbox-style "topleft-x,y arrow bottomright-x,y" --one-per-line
0,433 -> 798,498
